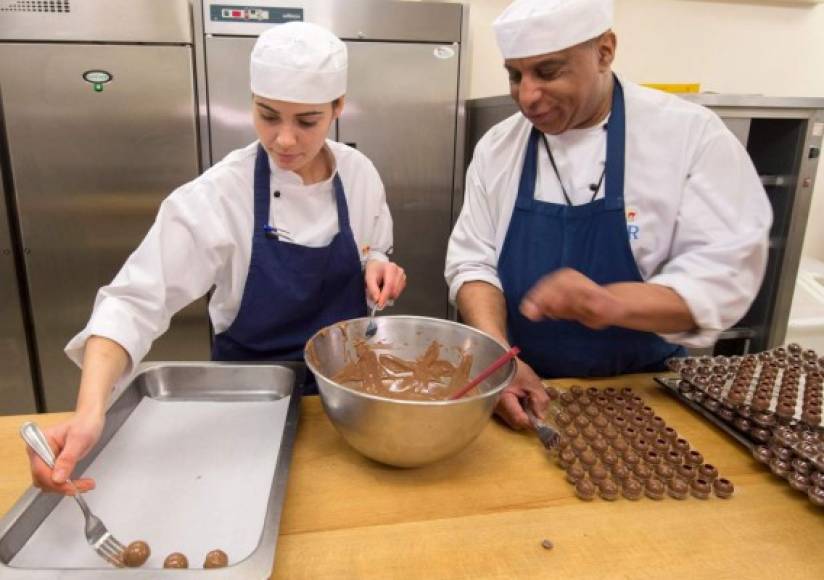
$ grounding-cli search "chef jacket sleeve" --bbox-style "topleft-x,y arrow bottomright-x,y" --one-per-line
648,121 -> 772,348
64,183 -> 230,375
445,152 -> 505,303
365,175 -> 393,265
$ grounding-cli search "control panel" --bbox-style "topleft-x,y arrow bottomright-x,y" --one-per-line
209,4 -> 303,24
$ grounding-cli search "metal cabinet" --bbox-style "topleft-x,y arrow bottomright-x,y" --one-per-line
0,0 -> 210,412
0,166 -> 37,415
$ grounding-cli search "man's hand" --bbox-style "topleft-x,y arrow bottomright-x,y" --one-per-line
495,358 -> 550,430
519,268 -> 627,329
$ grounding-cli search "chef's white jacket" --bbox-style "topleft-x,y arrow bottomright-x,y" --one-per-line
66,140 -> 393,370
445,79 -> 772,348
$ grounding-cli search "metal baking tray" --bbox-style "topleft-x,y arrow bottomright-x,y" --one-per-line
0,362 -> 305,579
655,376 -> 754,451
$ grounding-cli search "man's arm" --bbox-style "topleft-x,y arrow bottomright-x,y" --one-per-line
457,281 -> 549,430
520,269 -> 697,333
456,280 -> 509,345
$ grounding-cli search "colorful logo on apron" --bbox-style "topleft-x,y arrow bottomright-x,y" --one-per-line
626,206 -> 640,241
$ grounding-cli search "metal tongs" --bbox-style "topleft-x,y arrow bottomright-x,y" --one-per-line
20,422 -> 127,567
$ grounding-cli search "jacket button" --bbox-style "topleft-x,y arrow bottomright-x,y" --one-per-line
273,190 -> 281,198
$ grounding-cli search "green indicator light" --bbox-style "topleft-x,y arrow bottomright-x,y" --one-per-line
93,83 -> 103,92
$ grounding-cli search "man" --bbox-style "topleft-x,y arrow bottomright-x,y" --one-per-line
445,0 -> 771,429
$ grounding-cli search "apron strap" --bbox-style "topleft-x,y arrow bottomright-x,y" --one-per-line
332,173 -> 353,236
253,144 -> 272,237
604,76 -> 626,211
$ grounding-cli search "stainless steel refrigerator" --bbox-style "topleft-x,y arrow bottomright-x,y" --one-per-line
194,0 -> 468,319
0,0 -> 210,413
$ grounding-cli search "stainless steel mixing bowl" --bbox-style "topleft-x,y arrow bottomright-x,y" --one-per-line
305,316 -> 516,467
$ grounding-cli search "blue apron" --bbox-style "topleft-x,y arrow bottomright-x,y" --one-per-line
212,144 -> 367,393
498,78 -> 684,378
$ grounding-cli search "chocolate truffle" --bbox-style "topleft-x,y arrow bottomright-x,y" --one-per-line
123,541 -> 151,568
771,445 -> 793,463
589,463 -> 609,482
691,478 -> 712,499
807,485 -> 824,507
598,479 -> 620,501
686,450 -> 704,466
572,437 -> 588,454
575,479 -> 596,501
655,463 -> 675,481
580,449 -> 598,466
633,463 -> 653,480
750,427 -> 771,443
555,412 -> 573,427
791,458 -> 812,476
677,463 -> 697,481
612,463 -> 631,482
753,445 -> 773,463
575,415 -> 590,429
769,458 -> 792,478
645,478 -> 666,500
662,427 -> 678,442
558,448 -> 577,469
666,450 -> 683,465
632,437 -> 650,453
653,438 -> 670,453
601,449 -> 619,467
583,424 -> 599,440
622,478 -> 643,500
698,464 -> 719,482
788,471 -> 811,492
566,463 -> 586,484
623,450 -> 641,467
163,553 -> 189,569
204,549 -> 229,569
611,437 -> 629,454
713,478 -> 734,499
668,478 -> 689,500
673,438 -> 690,453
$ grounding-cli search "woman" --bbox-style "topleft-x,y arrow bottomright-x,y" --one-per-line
28,22 -> 406,494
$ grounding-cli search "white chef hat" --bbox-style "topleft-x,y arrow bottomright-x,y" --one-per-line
493,0 -> 613,60
250,22 -> 347,104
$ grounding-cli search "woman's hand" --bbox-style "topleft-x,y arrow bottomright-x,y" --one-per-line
365,260 -> 407,307
27,412 -> 105,495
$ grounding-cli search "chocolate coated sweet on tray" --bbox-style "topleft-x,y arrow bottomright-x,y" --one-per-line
204,549 -> 229,569
665,343 -> 824,508
122,541 -> 151,568
163,552 -> 189,569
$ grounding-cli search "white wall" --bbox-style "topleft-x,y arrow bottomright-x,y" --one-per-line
461,0 -> 824,261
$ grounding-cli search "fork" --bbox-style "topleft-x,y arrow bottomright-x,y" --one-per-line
364,301 -> 380,339
20,421 -> 126,567
524,406 -> 561,452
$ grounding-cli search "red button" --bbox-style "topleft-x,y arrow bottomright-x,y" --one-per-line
231,10 -> 241,17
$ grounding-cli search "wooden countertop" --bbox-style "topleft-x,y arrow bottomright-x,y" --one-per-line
1,374 -> 823,578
